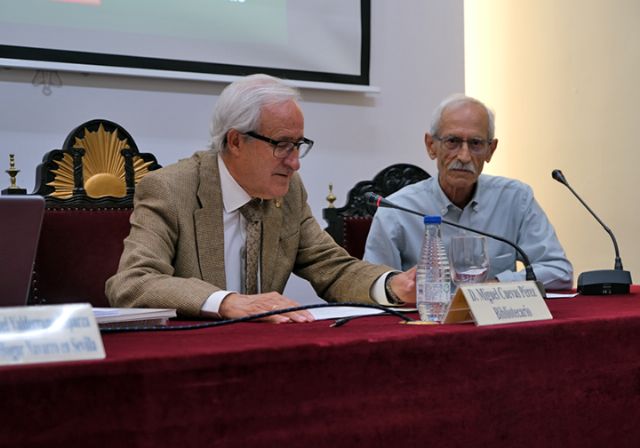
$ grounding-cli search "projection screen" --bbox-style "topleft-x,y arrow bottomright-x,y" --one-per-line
0,0 -> 371,90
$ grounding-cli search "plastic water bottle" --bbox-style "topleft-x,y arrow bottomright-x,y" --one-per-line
416,215 -> 452,322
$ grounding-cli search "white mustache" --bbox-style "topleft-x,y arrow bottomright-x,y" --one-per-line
448,160 -> 476,174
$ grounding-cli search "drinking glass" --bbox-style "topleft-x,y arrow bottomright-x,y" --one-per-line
449,235 -> 490,287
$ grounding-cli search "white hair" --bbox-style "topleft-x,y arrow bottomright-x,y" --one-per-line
209,74 -> 301,153
429,94 -> 496,140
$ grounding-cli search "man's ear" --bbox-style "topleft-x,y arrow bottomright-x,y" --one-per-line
425,133 -> 437,160
485,138 -> 498,163
226,129 -> 242,155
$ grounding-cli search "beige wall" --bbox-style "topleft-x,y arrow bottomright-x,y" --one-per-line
465,0 -> 640,287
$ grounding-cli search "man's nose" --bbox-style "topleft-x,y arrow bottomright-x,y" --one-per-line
283,150 -> 301,170
456,142 -> 472,162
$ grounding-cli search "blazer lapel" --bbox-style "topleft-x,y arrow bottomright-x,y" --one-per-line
194,152 -> 227,289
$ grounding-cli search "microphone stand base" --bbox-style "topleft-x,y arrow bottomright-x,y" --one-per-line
577,269 -> 633,295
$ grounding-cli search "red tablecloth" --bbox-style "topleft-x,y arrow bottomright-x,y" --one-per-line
2,288 -> 640,447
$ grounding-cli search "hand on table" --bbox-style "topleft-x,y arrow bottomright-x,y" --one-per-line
219,292 -> 314,323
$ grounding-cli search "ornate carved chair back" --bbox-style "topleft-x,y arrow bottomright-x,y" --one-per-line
32,119 -> 161,208
323,163 -> 430,259
29,119 -> 162,306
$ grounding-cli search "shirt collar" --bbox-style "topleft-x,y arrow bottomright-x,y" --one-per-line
218,153 -> 252,213
430,177 -> 454,215
431,175 -> 482,214
470,176 -> 482,211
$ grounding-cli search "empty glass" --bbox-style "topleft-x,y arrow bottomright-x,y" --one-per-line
449,235 -> 490,287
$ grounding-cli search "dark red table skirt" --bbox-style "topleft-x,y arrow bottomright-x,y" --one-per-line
2,287 -> 640,447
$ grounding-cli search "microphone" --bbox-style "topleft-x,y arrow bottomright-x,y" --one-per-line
364,192 -> 546,296
551,169 -> 632,295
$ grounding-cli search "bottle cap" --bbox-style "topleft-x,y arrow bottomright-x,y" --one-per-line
423,215 -> 442,224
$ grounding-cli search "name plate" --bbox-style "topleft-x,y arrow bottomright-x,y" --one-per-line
0,304 -> 105,366
443,281 -> 552,326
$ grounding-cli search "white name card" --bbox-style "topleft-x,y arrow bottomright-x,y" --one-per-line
0,303 -> 105,366
443,281 -> 552,326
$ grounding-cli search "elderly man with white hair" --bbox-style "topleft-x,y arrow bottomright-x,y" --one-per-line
107,74 -> 417,322
364,94 -> 573,290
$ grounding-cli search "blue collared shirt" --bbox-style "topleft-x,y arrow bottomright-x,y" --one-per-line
363,174 -> 573,290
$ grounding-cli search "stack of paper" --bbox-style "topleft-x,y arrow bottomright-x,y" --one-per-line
93,307 -> 176,328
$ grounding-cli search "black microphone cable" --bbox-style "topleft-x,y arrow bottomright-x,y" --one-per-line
99,302 -> 416,333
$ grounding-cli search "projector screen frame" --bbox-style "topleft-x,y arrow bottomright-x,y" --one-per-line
0,0 -> 373,92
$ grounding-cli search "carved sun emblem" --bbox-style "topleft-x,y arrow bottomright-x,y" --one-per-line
48,124 -> 153,198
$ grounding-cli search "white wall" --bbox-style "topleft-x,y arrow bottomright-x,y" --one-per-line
0,0 -> 465,304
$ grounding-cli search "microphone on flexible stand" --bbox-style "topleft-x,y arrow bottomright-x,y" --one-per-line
551,169 -> 632,295
364,192 -> 546,297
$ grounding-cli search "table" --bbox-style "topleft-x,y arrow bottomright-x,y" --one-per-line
2,288 -> 640,447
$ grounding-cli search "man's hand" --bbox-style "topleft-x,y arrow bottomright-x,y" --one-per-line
219,292 -> 314,323
389,267 -> 417,305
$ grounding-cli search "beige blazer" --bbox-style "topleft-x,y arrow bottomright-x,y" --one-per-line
106,151 -> 389,317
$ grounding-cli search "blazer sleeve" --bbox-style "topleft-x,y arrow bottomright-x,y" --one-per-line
105,173 -> 218,317
289,179 -> 391,303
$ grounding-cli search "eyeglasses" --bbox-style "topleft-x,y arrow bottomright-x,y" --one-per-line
244,131 -> 314,159
434,135 -> 490,153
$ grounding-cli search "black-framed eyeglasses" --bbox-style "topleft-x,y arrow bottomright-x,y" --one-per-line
434,135 -> 490,153
244,131 -> 314,159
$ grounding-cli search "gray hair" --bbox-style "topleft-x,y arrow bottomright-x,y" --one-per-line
209,74 -> 301,153
429,94 -> 496,140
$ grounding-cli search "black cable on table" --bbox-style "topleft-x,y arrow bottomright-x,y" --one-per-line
99,302 -> 416,333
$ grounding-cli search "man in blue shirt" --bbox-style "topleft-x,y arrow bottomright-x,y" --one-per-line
363,94 -> 573,290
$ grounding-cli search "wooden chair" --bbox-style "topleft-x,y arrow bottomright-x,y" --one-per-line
29,119 -> 161,307
323,163 -> 430,259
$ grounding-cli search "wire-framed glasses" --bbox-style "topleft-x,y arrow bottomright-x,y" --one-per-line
434,135 -> 490,153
